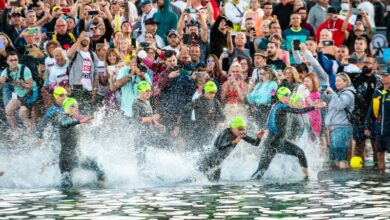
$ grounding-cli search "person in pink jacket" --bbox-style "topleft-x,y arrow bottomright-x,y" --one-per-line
302,73 -> 322,137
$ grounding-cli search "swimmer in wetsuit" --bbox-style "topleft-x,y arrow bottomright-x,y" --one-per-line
199,117 -> 266,181
251,87 -> 326,180
36,86 -> 68,140
174,81 -> 226,149
132,81 -> 171,169
58,98 -> 105,188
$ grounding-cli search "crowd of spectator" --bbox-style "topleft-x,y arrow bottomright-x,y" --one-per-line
0,0 -> 390,171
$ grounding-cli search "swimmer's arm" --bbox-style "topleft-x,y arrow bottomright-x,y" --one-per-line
60,118 -> 80,128
243,135 -> 261,146
282,106 -> 315,114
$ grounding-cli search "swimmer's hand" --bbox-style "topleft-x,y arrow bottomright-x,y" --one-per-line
80,116 -> 94,124
232,134 -> 245,145
257,129 -> 267,139
314,101 -> 327,109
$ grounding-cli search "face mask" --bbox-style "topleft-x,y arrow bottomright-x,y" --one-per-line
361,66 -> 372,74
341,3 -> 349,11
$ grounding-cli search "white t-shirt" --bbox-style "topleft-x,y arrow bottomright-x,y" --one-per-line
44,57 -> 56,86
48,60 -> 69,87
79,51 -> 93,91
97,60 -> 108,96
191,91 -> 202,121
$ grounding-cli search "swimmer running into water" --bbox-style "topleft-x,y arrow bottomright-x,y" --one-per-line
198,117 -> 266,181
251,87 -> 326,180
57,98 -> 106,188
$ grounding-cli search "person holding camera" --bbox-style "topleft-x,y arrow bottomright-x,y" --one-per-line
114,57 -> 152,118
282,12 -> 310,52
0,51 -> 38,137
316,7 -> 352,47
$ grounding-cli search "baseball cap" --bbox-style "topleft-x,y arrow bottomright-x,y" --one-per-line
327,7 -> 338,14
139,0 -> 152,7
144,18 -> 160,25
167,30 -> 179,38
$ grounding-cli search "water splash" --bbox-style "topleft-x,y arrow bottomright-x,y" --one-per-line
0,108 -> 326,188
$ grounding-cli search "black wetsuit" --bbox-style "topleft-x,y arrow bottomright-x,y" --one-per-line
199,128 -> 261,181
251,102 -> 315,179
180,96 -> 225,148
132,98 -> 171,168
57,113 -> 105,188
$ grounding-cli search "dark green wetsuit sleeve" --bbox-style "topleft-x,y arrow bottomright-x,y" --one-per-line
60,117 -> 80,128
281,106 -> 315,114
243,136 -> 261,146
132,101 -> 143,123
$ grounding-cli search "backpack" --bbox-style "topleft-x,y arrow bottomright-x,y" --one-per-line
6,65 -> 39,105
343,89 -> 365,125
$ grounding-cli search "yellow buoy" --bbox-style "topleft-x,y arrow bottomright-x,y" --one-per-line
350,156 -> 363,169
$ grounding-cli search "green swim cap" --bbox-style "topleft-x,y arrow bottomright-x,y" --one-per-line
63,98 -> 78,111
230,117 -> 246,129
53,86 -> 67,100
276,87 -> 292,100
137,81 -> 151,94
290,93 -> 303,105
204,81 -> 218,94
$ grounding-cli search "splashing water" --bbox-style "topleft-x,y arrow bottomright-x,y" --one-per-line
0,108 -> 326,189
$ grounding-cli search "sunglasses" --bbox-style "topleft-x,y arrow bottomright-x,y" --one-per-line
69,104 -> 78,108
237,127 -> 246,131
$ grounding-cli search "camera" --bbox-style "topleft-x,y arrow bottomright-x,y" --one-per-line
323,40 -> 334,46
293,39 -> 301,50
88,10 -> 99,16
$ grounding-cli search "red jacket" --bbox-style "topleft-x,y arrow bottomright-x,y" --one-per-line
315,18 -> 352,47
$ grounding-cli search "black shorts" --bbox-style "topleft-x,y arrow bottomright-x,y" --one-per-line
375,135 -> 390,153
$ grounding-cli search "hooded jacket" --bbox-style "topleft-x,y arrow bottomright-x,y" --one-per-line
324,86 -> 356,127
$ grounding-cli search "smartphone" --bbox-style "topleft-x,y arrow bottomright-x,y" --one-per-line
185,8 -> 196,13
348,57 -> 357,64
61,7 -> 71,13
220,1 -> 224,7
222,48 -> 227,53
86,31 -> 93,37
320,85 -> 327,92
0,39 -> 5,50
183,34 -> 192,45
293,39 -> 301,50
88,10 -> 99,16
28,27 -> 39,34
140,42 -> 149,48
226,20 -> 233,28
323,40 -> 334,46
131,38 -> 136,47
10,1 -> 21,7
